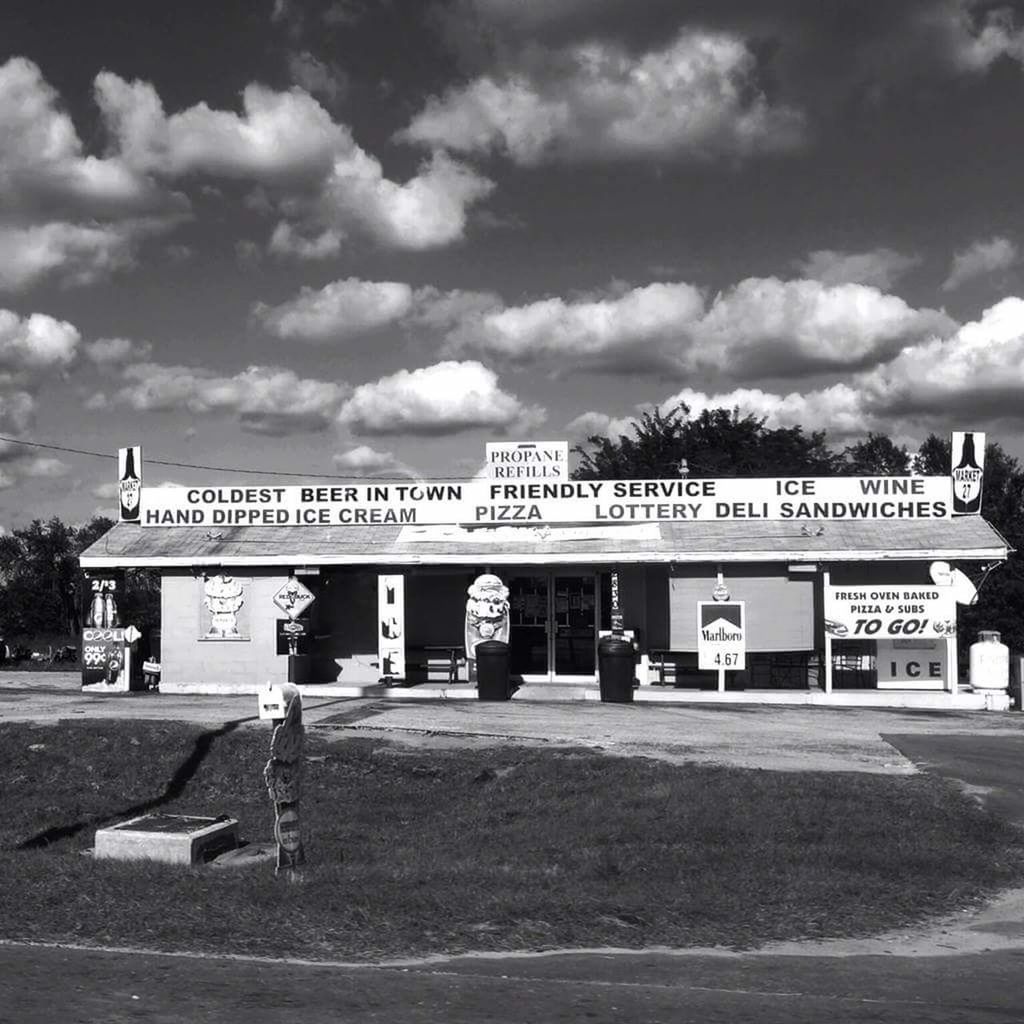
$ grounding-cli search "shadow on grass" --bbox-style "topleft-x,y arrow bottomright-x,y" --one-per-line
17,716 -> 256,850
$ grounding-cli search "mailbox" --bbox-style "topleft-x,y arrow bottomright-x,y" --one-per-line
258,682 -> 299,721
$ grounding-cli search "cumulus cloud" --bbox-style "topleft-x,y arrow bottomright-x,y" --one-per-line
658,384 -> 875,437
444,281 -> 704,372
114,362 -> 350,435
0,59 -> 186,291
795,248 -> 922,290
0,222 -> 145,291
338,360 -> 545,436
691,277 -> 955,378
333,445 -> 403,473
18,455 -> 70,478
857,296 -> 1024,419
942,236 -> 1018,291
287,51 -> 347,104
400,29 -> 805,165
254,278 -> 416,341
254,278 -> 502,343
0,309 -> 80,377
92,481 -> 119,500
309,149 -> 494,250
619,293 -> 1024,441
923,0 -> 1024,72
0,57 -> 171,218
564,409 -> 639,442
267,222 -> 343,260
95,74 -> 348,186
96,71 -> 493,251
0,390 -> 36,433
84,337 -> 153,365
438,276 -> 952,379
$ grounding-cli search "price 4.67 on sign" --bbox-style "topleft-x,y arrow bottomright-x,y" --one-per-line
697,601 -> 746,672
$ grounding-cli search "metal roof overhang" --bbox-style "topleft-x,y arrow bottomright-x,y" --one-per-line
80,545 -> 1009,569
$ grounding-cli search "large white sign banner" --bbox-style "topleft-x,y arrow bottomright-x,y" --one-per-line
137,476 -> 952,527
824,585 -> 957,640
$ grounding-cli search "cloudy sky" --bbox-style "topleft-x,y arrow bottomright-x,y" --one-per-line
3,0 -> 1024,528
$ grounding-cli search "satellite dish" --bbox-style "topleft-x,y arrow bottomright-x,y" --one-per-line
929,561 -> 978,605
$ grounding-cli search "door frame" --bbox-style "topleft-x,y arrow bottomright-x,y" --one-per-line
509,569 -> 600,682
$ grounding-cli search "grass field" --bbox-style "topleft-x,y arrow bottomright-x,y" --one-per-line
2,720 -> 1023,960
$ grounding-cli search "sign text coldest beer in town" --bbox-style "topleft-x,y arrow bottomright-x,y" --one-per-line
136,475 -> 954,527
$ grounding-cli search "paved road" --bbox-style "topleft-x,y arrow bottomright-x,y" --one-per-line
5,671 -> 1024,774
2,942 -> 1023,1024
884,733 -> 1024,826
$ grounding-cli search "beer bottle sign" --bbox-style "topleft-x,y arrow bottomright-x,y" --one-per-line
951,431 -> 984,516
118,446 -> 142,522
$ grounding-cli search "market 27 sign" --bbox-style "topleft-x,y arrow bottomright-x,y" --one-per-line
824,585 -> 957,640
135,475 -> 953,527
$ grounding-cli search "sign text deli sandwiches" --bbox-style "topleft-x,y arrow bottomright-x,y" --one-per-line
134,476 -> 953,527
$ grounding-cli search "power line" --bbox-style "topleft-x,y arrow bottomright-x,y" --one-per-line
0,433 -> 463,482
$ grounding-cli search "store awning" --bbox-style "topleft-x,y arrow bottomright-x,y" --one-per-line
79,516 -> 1010,568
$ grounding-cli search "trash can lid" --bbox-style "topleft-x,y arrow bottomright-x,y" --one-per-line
475,639 -> 509,653
598,635 -> 633,653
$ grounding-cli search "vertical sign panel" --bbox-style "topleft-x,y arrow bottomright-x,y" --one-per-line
118,446 -> 142,522
951,431 -> 985,516
378,574 -> 405,679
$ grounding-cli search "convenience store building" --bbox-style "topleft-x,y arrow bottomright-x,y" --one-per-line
78,445 -> 1012,709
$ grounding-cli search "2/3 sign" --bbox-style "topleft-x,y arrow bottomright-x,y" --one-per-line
852,618 -> 931,636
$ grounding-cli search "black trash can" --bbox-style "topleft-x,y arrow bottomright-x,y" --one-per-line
475,640 -> 511,701
598,634 -> 635,703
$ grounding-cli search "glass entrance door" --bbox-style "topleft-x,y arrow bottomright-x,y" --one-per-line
508,572 -> 597,679
508,575 -> 548,677
553,575 -> 596,676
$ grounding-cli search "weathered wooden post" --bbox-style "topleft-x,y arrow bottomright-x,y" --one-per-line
259,683 -> 305,878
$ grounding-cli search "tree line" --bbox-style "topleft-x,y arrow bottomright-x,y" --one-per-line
0,516 -> 159,643
3,408 -> 1022,656
574,406 -> 1024,654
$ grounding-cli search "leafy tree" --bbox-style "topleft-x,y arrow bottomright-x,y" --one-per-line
0,515 -> 160,643
0,517 -> 83,637
842,433 -> 911,475
573,405 -> 843,479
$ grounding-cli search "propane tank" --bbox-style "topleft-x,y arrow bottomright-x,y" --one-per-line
970,630 -> 1009,692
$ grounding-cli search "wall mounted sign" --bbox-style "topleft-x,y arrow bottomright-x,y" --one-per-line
82,572 -> 123,629
199,574 -> 250,640
134,475 -> 954,527
272,576 -> 315,620
378,574 -> 405,679
81,627 -> 128,688
876,638 -> 948,689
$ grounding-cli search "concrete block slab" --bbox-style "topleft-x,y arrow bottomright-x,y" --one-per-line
94,813 -> 238,865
